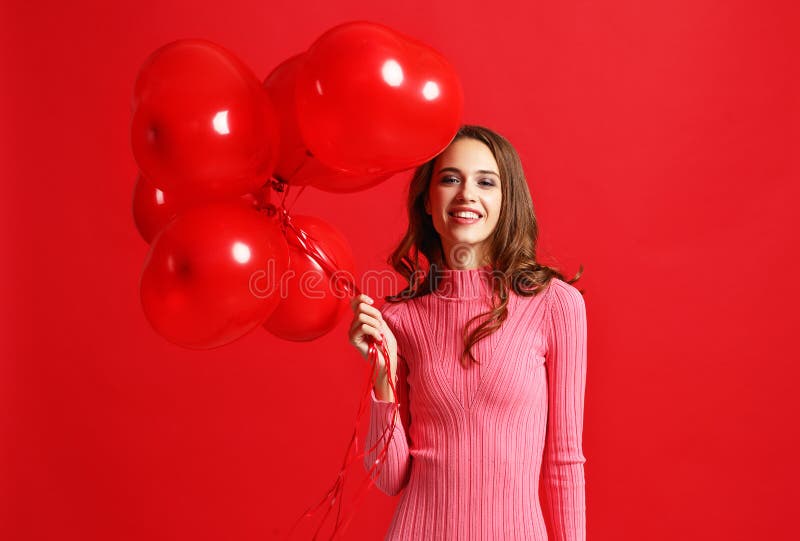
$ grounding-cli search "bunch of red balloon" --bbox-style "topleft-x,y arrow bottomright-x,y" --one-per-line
131,21 -> 463,351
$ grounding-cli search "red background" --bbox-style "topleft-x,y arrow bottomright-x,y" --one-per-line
2,1 -> 798,539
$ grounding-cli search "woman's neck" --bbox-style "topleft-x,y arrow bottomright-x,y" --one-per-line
441,245 -> 490,270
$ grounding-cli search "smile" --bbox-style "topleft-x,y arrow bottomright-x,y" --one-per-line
448,211 -> 482,219
448,211 -> 482,224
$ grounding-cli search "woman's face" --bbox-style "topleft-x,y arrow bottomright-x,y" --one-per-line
425,137 -> 502,268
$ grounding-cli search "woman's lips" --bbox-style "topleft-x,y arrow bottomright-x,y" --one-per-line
448,213 -> 481,225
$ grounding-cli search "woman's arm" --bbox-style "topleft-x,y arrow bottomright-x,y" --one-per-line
541,280 -> 588,540
363,309 -> 412,496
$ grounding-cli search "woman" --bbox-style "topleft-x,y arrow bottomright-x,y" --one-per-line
348,125 -> 587,540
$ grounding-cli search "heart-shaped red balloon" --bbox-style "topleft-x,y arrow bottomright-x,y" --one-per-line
263,215 -> 356,341
140,201 -> 289,349
264,50 -> 397,192
295,21 -> 464,175
131,39 -> 280,200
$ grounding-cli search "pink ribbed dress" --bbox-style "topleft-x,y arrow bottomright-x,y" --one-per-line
363,265 -> 587,540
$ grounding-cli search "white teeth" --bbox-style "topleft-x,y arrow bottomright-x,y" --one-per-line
450,211 -> 480,219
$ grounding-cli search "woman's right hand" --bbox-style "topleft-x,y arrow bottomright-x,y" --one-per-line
348,294 -> 397,382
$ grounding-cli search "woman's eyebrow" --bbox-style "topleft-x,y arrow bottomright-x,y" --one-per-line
437,167 -> 499,177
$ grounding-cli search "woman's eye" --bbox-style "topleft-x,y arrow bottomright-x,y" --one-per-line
440,176 -> 495,186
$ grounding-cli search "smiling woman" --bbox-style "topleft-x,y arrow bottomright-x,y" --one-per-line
349,125 -> 588,540
424,137 -> 504,269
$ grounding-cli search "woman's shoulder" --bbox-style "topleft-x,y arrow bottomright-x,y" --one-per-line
508,274 -> 576,300
510,276 -> 583,315
543,276 -> 586,319
378,298 -> 409,327
545,276 -> 583,299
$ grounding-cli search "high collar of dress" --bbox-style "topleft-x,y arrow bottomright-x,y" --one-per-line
431,263 -> 496,300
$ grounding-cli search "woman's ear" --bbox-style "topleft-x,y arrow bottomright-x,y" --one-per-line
424,198 -> 431,215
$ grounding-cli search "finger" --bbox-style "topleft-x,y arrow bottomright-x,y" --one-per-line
350,293 -> 374,311
358,302 -> 383,321
348,322 -> 373,346
348,313 -> 380,338
349,316 -> 364,336
359,322 -> 383,343
356,312 -> 381,330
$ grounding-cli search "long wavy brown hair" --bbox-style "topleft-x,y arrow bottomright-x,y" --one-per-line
384,124 -> 584,368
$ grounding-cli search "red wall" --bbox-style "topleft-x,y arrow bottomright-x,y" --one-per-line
2,1 -> 798,539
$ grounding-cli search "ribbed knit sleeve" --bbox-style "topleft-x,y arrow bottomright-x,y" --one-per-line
363,305 -> 412,496
541,280 -> 588,540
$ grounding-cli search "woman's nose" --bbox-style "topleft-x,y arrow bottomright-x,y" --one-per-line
456,182 -> 477,202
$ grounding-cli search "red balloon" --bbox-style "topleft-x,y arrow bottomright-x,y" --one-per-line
140,201 -> 289,349
262,53 -> 313,185
263,50 -> 397,192
132,173 -> 188,244
295,21 -> 464,175
131,39 -> 280,200
132,174 -> 273,244
295,158 -> 393,193
263,215 -> 356,341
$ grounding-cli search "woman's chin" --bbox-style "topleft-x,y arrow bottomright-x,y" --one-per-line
449,232 -> 485,244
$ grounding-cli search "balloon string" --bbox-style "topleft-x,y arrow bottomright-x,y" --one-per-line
288,184 -> 307,213
272,152 -> 311,214
271,190 -> 400,540
286,339 -> 398,541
